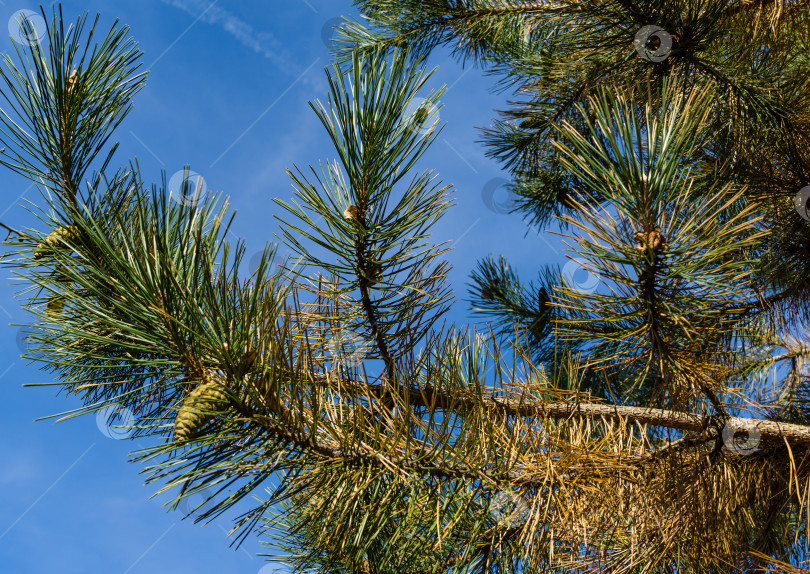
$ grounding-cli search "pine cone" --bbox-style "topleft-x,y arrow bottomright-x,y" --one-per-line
363,257 -> 382,286
33,225 -> 80,259
520,117 -> 541,129
46,294 -> 65,316
174,380 -> 231,442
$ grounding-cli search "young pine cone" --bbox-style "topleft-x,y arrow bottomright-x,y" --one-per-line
46,294 -> 65,316
33,225 -> 80,259
366,261 -> 383,286
174,380 -> 231,442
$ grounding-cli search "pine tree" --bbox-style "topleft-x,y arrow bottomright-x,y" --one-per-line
323,1 -> 810,571
4,3 -> 810,574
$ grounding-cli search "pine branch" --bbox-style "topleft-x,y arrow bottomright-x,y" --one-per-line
284,369 -> 810,450
6,4 -> 810,573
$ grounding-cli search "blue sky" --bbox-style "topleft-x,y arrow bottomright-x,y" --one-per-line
0,1 -> 570,572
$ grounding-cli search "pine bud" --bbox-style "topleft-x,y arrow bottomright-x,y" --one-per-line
174,380 -> 231,442
343,205 -> 359,220
632,227 -> 667,253
67,69 -> 78,92
633,230 -> 646,252
648,227 -> 664,250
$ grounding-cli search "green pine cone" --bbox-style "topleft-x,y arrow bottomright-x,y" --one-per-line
173,380 -> 231,442
33,225 -> 80,260
46,294 -> 65,316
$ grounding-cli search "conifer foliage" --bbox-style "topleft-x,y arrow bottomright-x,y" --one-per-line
3,2 -> 810,573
